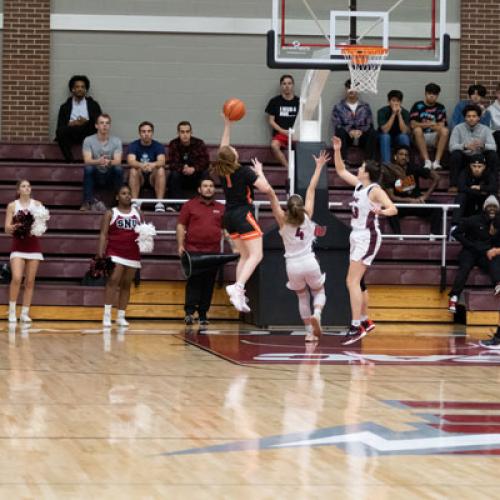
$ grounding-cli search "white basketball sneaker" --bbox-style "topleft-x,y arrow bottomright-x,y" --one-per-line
102,314 -> 112,327
310,310 -> 322,340
116,316 -> 129,327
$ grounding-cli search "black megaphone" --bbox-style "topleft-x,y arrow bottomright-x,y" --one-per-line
181,251 -> 239,279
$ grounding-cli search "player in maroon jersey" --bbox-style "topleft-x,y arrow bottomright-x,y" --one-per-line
4,180 -> 44,323
97,185 -> 141,327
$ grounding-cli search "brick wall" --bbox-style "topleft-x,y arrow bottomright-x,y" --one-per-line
460,0 -> 500,100
1,0 -> 51,142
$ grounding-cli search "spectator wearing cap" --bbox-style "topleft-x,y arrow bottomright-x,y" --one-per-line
450,83 -> 490,130
448,195 -> 500,313
450,153 -> 498,228
377,90 -> 411,164
331,79 -> 378,162
448,103 -> 497,192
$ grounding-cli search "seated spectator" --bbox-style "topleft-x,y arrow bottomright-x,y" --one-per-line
410,82 -> 449,170
331,79 -> 377,162
56,75 -> 102,163
80,114 -> 123,211
450,84 -> 490,130
265,74 -> 300,167
167,121 -> 209,210
448,104 -> 497,191
486,82 -> 500,154
381,145 -> 441,237
448,196 -> 500,313
451,153 -> 498,228
127,121 -> 167,212
377,89 -> 411,164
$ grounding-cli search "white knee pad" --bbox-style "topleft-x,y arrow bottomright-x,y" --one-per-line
311,287 -> 326,309
296,289 -> 311,320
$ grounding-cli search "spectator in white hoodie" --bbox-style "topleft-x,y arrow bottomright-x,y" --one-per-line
487,83 -> 500,154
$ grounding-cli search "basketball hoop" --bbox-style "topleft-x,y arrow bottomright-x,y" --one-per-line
341,46 -> 388,94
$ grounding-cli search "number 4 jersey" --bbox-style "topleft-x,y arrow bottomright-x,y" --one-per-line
279,215 -> 317,259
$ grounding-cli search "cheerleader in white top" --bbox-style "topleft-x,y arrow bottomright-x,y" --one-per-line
4,180 -> 47,323
332,136 -> 397,345
265,150 -> 330,342
98,185 -> 141,327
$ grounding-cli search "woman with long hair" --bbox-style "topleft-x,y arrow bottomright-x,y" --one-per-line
98,184 -> 141,327
4,180 -> 44,323
264,150 -> 331,342
332,136 -> 397,345
212,115 -> 272,312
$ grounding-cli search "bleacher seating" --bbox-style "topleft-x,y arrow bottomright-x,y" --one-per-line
0,142 -> 496,324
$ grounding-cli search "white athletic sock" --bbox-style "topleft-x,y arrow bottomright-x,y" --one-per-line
9,301 -> 16,315
360,314 -> 368,322
104,304 -> 112,316
352,319 -> 361,327
117,309 -> 126,319
235,282 -> 245,290
21,306 -> 29,316
305,323 -> 312,333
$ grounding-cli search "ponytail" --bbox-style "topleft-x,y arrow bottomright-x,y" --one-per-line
285,194 -> 306,226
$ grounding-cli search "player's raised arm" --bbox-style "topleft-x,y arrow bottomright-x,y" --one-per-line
304,150 -> 331,218
331,136 -> 359,187
370,186 -> 398,217
219,114 -> 232,149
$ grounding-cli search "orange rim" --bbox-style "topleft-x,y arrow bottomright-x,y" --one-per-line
341,45 -> 388,65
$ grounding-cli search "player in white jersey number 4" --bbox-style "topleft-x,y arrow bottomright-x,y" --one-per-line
264,150 -> 330,342
332,136 -> 398,345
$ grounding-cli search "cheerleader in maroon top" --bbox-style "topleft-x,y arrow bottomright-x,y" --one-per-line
4,180 -> 44,323
98,185 -> 141,327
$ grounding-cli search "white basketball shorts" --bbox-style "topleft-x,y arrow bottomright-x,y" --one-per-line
285,254 -> 326,291
349,229 -> 381,266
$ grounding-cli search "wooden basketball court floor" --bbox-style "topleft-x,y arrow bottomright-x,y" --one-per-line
1,319 -> 500,498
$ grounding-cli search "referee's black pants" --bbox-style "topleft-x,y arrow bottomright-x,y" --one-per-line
184,267 -> 218,319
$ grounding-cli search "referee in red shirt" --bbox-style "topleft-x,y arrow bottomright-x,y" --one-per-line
176,176 -> 225,325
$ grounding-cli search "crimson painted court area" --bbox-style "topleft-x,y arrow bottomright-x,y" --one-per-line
180,327 -> 500,366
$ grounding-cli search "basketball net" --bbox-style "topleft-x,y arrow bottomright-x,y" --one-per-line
341,46 -> 388,94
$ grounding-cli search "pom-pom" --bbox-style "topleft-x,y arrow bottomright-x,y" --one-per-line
30,204 -> 50,237
135,222 -> 156,253
12,211 -> 34,239
89,256 -> 115,279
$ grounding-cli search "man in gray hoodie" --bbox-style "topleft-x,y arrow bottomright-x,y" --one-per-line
449,103 -> 497,191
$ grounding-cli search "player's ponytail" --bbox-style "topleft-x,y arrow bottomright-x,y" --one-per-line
286,194 -> 306,226
212,146 -> 240,176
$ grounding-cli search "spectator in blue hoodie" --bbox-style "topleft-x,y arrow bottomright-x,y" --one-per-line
450,84 -> 490,130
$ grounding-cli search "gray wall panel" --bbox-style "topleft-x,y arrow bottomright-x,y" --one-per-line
52,0 -> 460,23
51,32 -> 460,145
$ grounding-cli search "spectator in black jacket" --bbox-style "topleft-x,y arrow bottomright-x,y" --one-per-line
56,75 -> 102,163
451,153 -> 498,227
448,195 -> 500,313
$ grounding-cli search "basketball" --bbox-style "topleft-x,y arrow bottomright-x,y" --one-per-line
223,98 -> 246,121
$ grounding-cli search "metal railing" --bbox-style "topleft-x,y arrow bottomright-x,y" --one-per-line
135,198 -> 458,290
